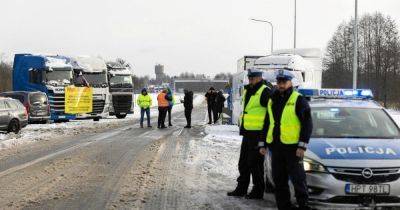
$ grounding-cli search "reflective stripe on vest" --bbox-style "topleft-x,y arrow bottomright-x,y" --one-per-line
241,85 -> 267,131
266,91 -> 301,144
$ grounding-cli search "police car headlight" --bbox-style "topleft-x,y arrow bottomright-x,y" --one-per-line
303,158 -> 327,173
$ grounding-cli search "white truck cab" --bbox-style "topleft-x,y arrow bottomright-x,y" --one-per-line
70,56 -> 110,121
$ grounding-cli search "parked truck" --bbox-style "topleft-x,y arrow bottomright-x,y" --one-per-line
107,63 -> 134,119
69,56 -> 110,121
12,54 -> 76,122
231,48 -> 322,125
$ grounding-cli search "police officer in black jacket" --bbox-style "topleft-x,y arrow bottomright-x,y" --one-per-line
260,70 -> 312,210
227,68 -> 273,199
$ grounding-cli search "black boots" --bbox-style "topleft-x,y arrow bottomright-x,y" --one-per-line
245,187 -> 264,200
227,187 -> 247,197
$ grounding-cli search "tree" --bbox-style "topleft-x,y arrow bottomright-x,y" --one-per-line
214,72 -> 233,80
0,61 -> 13,92
323,12 -> 400,106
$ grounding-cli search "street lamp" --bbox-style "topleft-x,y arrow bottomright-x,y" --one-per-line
250,18 -> 274,54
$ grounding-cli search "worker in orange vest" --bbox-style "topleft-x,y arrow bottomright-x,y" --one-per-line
157,88 -> 169,129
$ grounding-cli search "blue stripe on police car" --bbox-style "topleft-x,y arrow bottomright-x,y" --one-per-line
308,138 -> 400,159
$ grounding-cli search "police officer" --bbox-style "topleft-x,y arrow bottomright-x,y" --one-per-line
227,68 -> 273,199
259,70 -> 312,210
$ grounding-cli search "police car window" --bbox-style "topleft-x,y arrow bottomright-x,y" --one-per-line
311,107 -> 400,139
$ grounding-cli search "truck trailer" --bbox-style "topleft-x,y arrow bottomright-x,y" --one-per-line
107,63 -> 134,119
12,54 -> 76,122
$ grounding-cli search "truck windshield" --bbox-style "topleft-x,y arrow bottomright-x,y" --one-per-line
83,73 -> 108,86
311,107 -> 400,139
29,93 -> 48,105
110,75 -> 133,87
45,70 -> 72,85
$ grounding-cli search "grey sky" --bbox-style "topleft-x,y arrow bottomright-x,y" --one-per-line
1,0 -> 399,77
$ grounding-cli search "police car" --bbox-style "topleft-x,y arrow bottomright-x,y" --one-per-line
265,89 -> 400,208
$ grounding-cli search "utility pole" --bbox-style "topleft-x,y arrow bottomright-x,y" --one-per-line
250,19 -> 274,54
294,0 -> 297,52
353,0 -> 358,89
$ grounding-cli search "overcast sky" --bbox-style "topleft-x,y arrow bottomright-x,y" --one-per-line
1,0 -> 399,77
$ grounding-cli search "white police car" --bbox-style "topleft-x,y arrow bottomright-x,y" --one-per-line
265,89 -> 400,208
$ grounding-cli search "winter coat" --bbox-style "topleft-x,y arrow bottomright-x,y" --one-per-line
183,91 -> 194,110
215,91 -> 226,113
137,93 -> 152,109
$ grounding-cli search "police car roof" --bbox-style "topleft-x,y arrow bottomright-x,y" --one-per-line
309,98 -> 383,109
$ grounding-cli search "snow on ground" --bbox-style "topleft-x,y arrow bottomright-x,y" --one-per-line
0,94 -> 202,151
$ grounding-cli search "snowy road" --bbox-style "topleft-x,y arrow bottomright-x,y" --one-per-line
0,100 -> 276,210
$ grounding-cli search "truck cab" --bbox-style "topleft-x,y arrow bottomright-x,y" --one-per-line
69,56 -> 110,121
12,54 -> 76,122
107,63 -> 134,119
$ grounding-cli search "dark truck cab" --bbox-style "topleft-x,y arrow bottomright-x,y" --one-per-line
107,63 -> 134,119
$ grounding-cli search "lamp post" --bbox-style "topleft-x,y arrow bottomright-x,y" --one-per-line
250,18 -> 274,54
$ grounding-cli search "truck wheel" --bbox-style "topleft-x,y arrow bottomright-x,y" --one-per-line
93,117 -> 100,122
8,119 -> 21,134
116,114 -> 127,119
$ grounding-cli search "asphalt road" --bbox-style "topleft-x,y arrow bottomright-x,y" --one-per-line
0,103 -> 276,210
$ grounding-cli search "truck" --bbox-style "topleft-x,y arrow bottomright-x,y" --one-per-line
231,48 -> 323,125
69,56 -> 110,121
107,63 -> 134,119
12,54 -> 76,122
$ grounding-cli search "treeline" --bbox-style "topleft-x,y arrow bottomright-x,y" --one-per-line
323,12 -> 400,106
0,62 -> 12,92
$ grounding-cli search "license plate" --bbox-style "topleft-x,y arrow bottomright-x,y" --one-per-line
58,116 -> 66,119
119,113 -> 126,115
345,184 -> 390,195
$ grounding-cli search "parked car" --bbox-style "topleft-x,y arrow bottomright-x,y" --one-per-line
0,91 -> 50,124
0,97 -> 28,133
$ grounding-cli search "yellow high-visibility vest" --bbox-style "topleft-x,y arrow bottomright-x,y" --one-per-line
266,91 -> 301,144
241,85 -> 267,131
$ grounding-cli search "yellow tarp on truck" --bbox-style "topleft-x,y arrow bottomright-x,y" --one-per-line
65,86 -> 93,114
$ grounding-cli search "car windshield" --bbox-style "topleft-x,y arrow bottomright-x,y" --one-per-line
29,93 -> 48,105
311,107 -> 400,139
83,73 -> 108,86
45,70 -> 72,85
109,75 -> 133,87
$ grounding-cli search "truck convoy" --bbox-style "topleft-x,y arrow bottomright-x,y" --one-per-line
13,54 -> 76,122
231,48 -> 323,125
69,56 -> 110,121
107,63 -> 134,119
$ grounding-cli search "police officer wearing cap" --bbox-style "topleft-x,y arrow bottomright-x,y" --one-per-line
259,70 -> 312,210
227,68 -> 273,199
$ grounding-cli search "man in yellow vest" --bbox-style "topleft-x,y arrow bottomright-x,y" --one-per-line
227,68 -> 273,199
137,88 -> 152,128
259,70 -> 312,210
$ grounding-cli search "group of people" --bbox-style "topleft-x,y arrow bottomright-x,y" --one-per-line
136,87 -> 194,129
205,87 -> 226,124
228,68 -> 313,210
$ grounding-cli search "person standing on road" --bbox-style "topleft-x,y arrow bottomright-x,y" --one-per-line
157,89 -> 169,129
137,88 -> 152,128
166,87 -> 175,127
215,90 -> 226,123
205,87 -> 217,124
259,70 -> 312,210
227,68 -> 273,200
181,89 -> 194,128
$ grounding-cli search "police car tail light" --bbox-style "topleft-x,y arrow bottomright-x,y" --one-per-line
303,158 -> 327,173
298,88 -> 373,99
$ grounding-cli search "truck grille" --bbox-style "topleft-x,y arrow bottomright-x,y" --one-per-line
112,95 -> 132,113
328,167 -> 400,184
48,91 -> 66,114
91,99 -> 105,114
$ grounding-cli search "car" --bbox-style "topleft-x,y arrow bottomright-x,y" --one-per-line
0,97 -> 28,133
264,89 -> 400,209
0,91 -> 50,124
